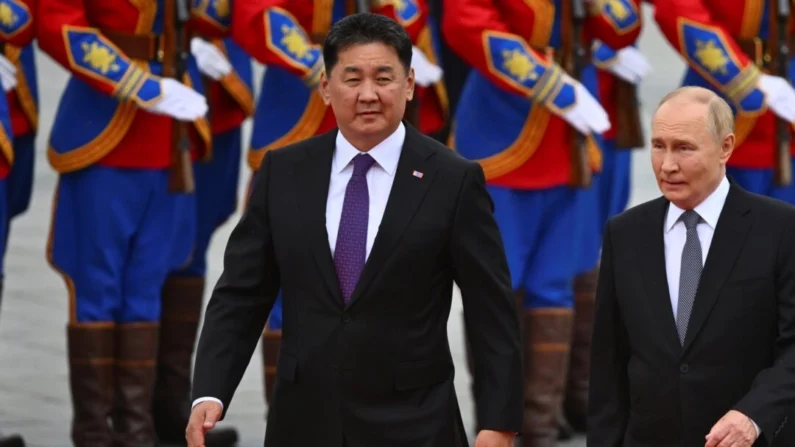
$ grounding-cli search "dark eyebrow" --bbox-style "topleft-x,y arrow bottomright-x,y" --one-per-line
651,136 -> 698,147
341,65 -> 396,75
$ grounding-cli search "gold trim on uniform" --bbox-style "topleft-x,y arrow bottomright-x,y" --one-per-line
523,0 -> 555,49
47,102 -> 138,173
476,103 -> 551,180
213,39 -> 255,116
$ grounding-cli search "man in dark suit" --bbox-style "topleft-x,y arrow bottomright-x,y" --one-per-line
587,85 -> 795,447
184,13 -> 523,447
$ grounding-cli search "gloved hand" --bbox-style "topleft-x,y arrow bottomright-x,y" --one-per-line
758,74 -> 795,123
606,47 -> 652,84
411,46 -> 442,87
190,37 -> 232,81
0,54 -> 17,92
141,78 -> 208,121
542,71 -> 611,135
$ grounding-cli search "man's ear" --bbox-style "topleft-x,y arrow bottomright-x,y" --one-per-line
319,71 -> 331,105
720,132 -> 735,163
405,67 -> 415,101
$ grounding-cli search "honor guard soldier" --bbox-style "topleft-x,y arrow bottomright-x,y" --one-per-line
655,0 -> 795,202
153,30 -> 253,447
228,1 -> 437,408
0,3 -> 35,446
442,0 -> 642,444
37,0 -> 217,444
3,7 -> 38,254
0,0 -> 33,307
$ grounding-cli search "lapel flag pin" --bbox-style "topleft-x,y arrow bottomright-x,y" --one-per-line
412,170 -> 424,179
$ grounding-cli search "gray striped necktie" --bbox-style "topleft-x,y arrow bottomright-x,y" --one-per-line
676,209 -> 703,345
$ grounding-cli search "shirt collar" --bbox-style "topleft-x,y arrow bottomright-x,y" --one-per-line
332,122 -> 405,176
665,176 -> 730,233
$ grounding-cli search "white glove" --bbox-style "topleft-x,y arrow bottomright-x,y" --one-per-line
0,54 -> 17,92
607,47 -> 651,84
142,78 -> 208,121
411,46 -> 442,87
190,37 -> 232,81
758,74 -> 795,122
549,73 -> 611,135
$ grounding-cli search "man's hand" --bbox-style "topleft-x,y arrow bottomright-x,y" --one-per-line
704,410 -> 759,447
186,401 -> 223,447
474,430 -> 514,447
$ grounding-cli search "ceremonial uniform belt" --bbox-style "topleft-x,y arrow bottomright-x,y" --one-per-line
101,29 -> 191,63
737,35 -> 795,69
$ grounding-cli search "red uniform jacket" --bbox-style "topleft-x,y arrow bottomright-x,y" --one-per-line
443,0 -> 642,189
37,0 -> 217,171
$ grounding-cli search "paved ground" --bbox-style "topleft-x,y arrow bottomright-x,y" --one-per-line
0,6 -> 686,446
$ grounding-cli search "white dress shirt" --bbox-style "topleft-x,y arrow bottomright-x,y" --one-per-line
663,176 -> 729,318
192,123 -> 406,412
662,176 -> 759,437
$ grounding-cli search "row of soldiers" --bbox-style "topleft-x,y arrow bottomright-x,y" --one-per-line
0,0 -> 793,447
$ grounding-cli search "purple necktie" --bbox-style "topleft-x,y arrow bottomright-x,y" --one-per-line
334,153 -> 376,303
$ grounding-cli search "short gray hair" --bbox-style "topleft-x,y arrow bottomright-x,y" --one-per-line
655,86 -> 734,144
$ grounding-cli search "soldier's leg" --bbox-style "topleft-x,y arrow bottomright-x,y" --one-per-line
518,186 -> 581,447
153,129 -> 241,446
48,167 -> 145,446
114,168 -> 196,446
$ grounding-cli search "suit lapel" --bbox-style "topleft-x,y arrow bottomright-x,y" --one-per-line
345,124 -> 437,309
681,185 -> 752,354
294,130 -> 344,305
638,197 -> 682,355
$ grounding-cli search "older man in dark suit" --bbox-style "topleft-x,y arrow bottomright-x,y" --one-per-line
588,86 -> 795,447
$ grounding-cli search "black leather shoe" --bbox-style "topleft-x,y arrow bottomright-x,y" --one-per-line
0,433 -> 25,447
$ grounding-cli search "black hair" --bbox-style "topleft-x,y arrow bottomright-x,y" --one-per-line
323,13 -> 413,76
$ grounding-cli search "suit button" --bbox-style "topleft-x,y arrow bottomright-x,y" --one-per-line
680,363 -> 689,374
342,314 -> 351,323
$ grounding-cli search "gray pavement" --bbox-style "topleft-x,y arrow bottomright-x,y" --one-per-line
0,5 -> 686,446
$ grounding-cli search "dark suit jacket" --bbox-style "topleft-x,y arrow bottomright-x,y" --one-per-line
587,181 -> 795,447
191,123 -> 523,447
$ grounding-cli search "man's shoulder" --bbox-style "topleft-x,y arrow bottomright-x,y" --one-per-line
607,196 -> 666,231
264,130 -> 336,165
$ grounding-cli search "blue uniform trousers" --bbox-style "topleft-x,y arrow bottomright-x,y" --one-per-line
48,166 -> 184,323
488,185 -> 580,310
